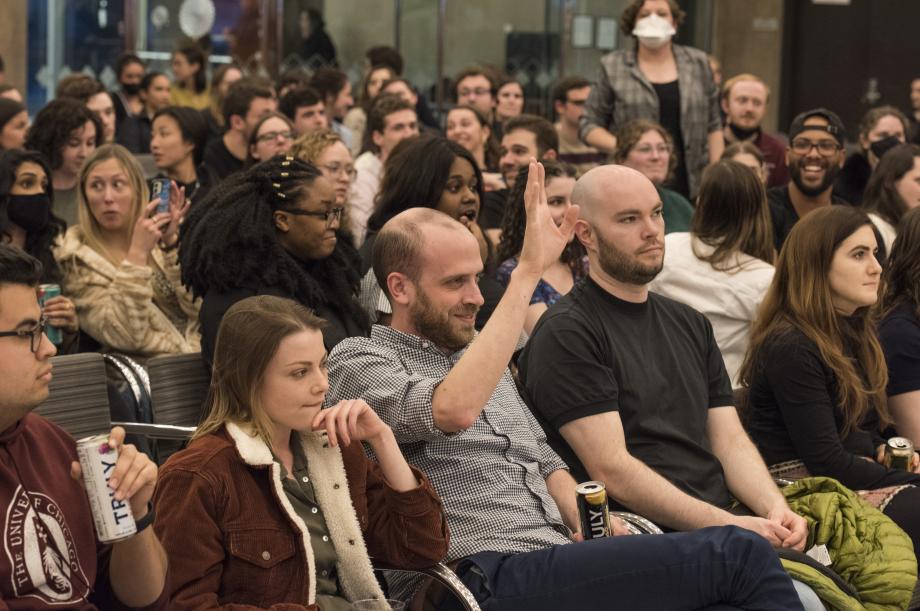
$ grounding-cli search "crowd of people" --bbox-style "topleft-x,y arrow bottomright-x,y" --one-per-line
2,0 -> 920,609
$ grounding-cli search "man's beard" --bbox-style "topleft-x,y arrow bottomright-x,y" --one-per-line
596,230 -> 663,285
410,288 -> 479,351
789,156 -> 841,197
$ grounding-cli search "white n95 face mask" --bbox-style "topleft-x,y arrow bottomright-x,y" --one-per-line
632,13 -> 676,49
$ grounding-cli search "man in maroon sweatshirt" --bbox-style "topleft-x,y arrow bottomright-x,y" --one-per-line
0,245 -> 168,610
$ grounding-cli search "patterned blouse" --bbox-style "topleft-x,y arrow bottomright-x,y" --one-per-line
495,256 -> 590,306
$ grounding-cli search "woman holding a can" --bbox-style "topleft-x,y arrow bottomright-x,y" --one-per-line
0,149 -> 80,351
152,294 -> 448,609
739,206 -> 920,555
55,143 -> 200,361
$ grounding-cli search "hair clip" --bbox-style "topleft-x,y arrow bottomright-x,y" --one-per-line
280,172 -> 289,178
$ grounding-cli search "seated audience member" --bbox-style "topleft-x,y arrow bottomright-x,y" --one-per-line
0,98 -> 28,152
279,86 -> 328,136
379,78 -> 417,111
495,77 -> 525,124
612,119 -> 694,233
880,207 -> 920,447
723,140 -> 767,184
0,245 -> 169,608
169,43 -> 210,110
289,128 -> 356,241
0,150 -> 79,350
203,62 -> 244,138
650,160 -> 775,386
496,159 -> 584,334
344,64 -> 395,156
741,206 -> 920,555
245,111 -> 295,165
25,99 -> 102,226
721,73 -> 789,187
56,74 -> 117,144
861,143 -> 920,251
481,114 -> 559,239
110,52 -> 145,128
445,105 -> 503,191
55,144 -> 199,361
116,71 -> 171,154
325,172 -> 806,610
151,106 -> 212,206
309,68 -> 355,150
767,108 -> 849,251
454,66 -> 497,132
276,67 -> 311,99
351,93 -> 419,245
0,84 -> 23,103
358,135 -> 497,328
519,165 -> 805,550
835,106 -> 910,205
180,156 -> 367,364
552,76 -> 605,175
202,78 -> 276,181
153,294 -> 448,609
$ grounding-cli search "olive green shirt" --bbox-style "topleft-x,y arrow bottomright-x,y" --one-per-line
277,435 -> 352,611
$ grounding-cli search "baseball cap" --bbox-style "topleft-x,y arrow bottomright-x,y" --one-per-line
788,108 -> 846,146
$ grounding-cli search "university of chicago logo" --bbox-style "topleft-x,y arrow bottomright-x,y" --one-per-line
4,486 -> 88,604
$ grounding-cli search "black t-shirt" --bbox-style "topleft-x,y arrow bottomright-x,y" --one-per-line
201,136 -> 244,181
480,189 -> 509,230
767,186 -> 852,252
880,302 -> 920,397
746,326 -> 920,490
653,80 -> 689,198
518,276 -> 735,509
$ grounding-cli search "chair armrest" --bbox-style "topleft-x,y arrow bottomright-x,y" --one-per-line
372,560 -> 481,611
112,421 -> 197,440
610,511 -> 664,535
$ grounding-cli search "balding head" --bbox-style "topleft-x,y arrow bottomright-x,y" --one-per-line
373,208 -> 472,297
572,164 -> 658,223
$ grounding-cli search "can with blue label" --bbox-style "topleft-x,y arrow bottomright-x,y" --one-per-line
37,283 -> 63,346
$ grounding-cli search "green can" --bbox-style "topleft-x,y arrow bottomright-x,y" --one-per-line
37,283 -> 62,346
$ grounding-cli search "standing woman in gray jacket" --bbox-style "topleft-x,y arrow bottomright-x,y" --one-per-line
580,0 -> 723,198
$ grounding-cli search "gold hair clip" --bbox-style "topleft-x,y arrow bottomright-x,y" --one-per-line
280,172 -> 289,178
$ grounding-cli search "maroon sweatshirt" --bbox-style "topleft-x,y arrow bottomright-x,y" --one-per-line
0,413 -> 166,610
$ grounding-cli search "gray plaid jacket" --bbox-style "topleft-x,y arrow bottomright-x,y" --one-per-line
579,44 -> 721,197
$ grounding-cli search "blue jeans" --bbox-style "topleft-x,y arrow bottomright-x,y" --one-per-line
439,526 -> 804,611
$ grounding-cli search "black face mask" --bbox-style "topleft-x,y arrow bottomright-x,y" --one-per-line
869,135 -> 901,161
122,82 -> 141,96
6,193 -> 51,233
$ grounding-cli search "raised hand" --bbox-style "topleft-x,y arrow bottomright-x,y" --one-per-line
127,199 -> 168,265
159,181 -> 188,248
517,158 -> 580,277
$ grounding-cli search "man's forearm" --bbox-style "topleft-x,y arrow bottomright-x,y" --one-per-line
545,469 -> 579,533
109,525 -> 168,607
583,127 -> 617,153
432,267 -> 540,432
717,435 -> 788,517
707,130 -> 725,163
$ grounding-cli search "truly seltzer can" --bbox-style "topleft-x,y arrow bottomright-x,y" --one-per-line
884,437 -> 915,471
37,284 -> 62,346
76,434 -> 136,543
576,481 -> 611,540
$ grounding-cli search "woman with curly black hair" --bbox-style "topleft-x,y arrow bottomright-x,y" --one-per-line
0,149 -> 79,349
180,155 -> 368,364
24,99 -> 102,226
496,159 -> 584,334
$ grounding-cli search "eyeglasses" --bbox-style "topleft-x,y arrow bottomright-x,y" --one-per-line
633,143 -> 672,155
790,138 -> 840,156
0,318 -> 47,353
459,88 -> 491,97
321,163 -> 357,180
256,130 -> 294,143
284,206 -> 345,227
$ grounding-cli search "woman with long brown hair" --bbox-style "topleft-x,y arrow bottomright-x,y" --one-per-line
650,160 -> 774,386
153,294 -> 448,609
740,205 -> 920,554
880,207 -> 920,447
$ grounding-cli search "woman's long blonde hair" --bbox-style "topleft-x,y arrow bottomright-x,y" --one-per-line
194,295 -> 326,447
76,144 -> 148,265
739,206 -> 890,435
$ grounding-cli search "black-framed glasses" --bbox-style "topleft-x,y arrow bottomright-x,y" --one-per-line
283,206 -> 345,227
790,138 -> 840,156
0,318 -> 47,353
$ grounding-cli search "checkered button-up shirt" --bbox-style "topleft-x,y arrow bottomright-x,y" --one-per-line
326,325 -> 573,565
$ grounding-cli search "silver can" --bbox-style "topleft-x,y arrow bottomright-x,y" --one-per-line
76,434 -> 136,543
884,437 -> 915,471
